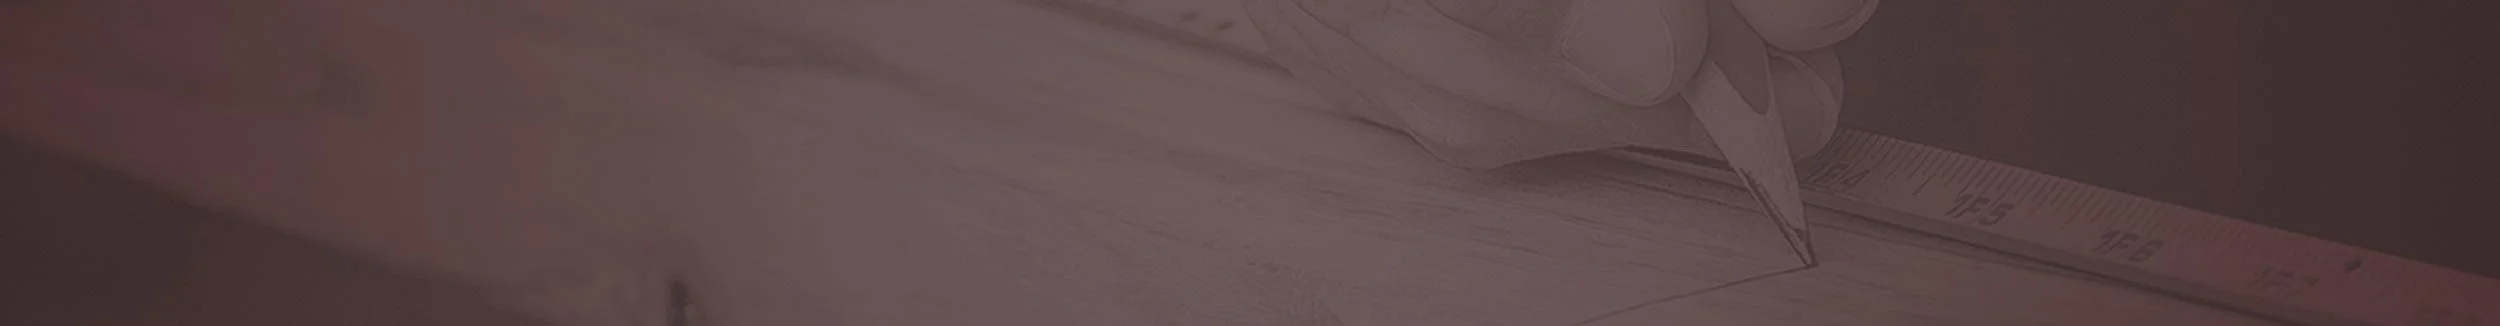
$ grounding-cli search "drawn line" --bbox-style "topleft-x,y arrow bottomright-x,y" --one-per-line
1565,264 -> 1816,326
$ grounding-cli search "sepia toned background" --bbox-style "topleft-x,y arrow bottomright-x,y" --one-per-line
5,0 -> 2495,324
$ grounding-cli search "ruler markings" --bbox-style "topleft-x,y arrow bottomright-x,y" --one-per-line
1038,1 -> 2500,324
2144,199 -> 2174,261
2060,180 -> 2091,229
2022,168 -> 2056,215
1944,184 -> 1978,225
2146,199 -> 2185,253
1946,149 -> 1975,188
2213,210 -> 2269,303
1974,162 -> 2011,228
1962,155 -> 1996,227
2070,185 -> 2106,244
2097,188 -> 2134,241
1977,157 -> 2016,227
2073,183 -> 2112,235
1861,134 -> 1904,196
1910,138 -> 1948,197
1992,158 -> 2025,224
1861,134 -> 1907,202
1859,136 -> 1900,197
2101,197 -> 2152,264
2054,179 -> 2087,229
2030,177 -> 2064,234
2009,168 -> 2052,235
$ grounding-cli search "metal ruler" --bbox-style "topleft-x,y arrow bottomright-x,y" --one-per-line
1035,1 -> 2500,325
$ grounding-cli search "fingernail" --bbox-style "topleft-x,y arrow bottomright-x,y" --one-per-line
1557,0 -> 1710,106
1770,52 -> 1842,158
1731,0 -> 1879,51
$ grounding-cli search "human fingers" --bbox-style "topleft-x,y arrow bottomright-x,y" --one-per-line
1248,0 -> 1617,168
1320,0 -> 1710,107
1727,0 -> 1880,52
1334,0 -> 1687,143
1552,0 -> 1710,105
1771,50 -> 1844,158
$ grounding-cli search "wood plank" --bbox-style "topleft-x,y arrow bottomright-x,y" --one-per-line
1,0 -> 2276,324
0,137 -> 545,326
919,3 -> 2277,324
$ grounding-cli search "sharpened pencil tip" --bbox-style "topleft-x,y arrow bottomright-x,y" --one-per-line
1778,223 -> 1817,268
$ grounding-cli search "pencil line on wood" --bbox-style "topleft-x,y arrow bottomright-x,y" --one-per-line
1564,264 -> 1814,326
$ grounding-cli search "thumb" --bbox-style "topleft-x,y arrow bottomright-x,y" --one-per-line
1554,0 -> 1712,106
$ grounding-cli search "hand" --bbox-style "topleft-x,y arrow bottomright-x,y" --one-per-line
1241,0 -> 1875,169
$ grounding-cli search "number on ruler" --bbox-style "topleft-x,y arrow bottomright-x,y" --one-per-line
1946,193 -> 2015,226
1803,161 -> 1873,192
2410,307 -> 2484,326
2094,230 -> 2165,262
2243,266 -> 2321,297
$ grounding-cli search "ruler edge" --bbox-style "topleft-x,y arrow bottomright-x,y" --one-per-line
1605,139 -> 2350,326
1025,1 -> 2495,324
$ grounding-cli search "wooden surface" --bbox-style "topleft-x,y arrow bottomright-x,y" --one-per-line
1,0 -> 2289,324
1,138 -> 543,326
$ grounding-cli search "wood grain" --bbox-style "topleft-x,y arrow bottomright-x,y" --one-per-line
1,0 -> 2276,324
